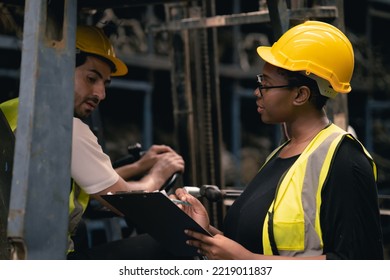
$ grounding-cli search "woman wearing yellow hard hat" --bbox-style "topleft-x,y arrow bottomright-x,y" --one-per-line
175,21 -> 384,260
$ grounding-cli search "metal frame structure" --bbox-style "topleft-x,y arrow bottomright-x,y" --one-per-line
7,0 -> 77,259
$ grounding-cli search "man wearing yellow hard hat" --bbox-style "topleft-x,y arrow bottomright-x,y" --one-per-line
0,25 -> 185,259
173,21 -> 384,260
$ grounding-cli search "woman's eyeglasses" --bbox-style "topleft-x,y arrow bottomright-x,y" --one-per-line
256,74 -> 296,97
256,74 -> 293,90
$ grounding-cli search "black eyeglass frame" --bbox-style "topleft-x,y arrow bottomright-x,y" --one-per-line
256,74 -> 298,97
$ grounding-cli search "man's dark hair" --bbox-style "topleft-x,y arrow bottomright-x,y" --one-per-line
75,51 -> 117,73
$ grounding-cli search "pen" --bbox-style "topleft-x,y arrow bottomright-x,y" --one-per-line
171,199 -> 192,206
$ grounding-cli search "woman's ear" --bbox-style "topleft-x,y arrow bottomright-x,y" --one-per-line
293,86 -> 311,106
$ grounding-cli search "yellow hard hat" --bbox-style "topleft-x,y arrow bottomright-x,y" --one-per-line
76,25 -> 128,76
257,21 -> 354,93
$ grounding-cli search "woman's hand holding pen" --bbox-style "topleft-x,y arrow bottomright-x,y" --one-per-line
173,188 -> 252,259
171,188 -> 211,231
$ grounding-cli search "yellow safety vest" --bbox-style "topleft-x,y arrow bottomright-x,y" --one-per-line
261,123 -> 377,256
0,98 -> 90,253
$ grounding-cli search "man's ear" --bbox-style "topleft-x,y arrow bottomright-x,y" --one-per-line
293,86 -> 311,106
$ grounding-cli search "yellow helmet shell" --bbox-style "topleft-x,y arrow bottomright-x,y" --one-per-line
76,25 -> 128,77
257,21 -> 354,93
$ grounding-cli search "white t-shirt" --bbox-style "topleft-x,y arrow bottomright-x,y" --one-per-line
71,118 -> 119,194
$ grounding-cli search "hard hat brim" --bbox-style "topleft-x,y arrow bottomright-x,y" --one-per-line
100,53 -> 128,77
257,46 -> 274,64
257,46 -> 289,72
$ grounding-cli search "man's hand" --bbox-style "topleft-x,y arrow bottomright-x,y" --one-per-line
148,150 -> 185,189
136,145 -> 177,173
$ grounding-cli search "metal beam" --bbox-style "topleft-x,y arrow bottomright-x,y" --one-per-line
7,0 -> 77,260
0,35 -> 22,50
0,0 -> 191,9
78,0 -> 190,9
147,6 -> 337,33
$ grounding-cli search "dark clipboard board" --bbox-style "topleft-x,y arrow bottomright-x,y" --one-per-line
101,191 -> 212,257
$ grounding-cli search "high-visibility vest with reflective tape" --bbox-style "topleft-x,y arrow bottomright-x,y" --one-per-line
261,123 -> 376,256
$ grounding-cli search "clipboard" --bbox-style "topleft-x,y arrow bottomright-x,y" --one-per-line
101,191 -> 212,257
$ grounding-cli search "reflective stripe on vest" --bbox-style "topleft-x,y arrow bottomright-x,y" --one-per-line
262,123 -> 376,256
0,98 -> 18,132
68,182 -> 89,252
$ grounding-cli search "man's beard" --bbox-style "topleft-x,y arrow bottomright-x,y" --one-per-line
74,111 -> 88,120
74,96 -> 99,119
